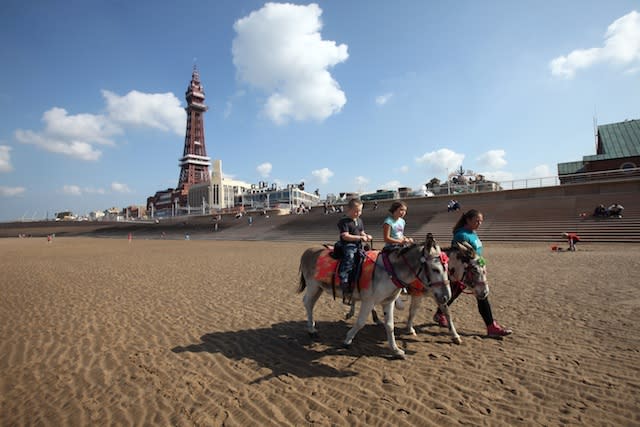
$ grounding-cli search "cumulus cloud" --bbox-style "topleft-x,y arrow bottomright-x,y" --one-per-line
480,171 -> 514,182
416,148 -> 465,173
102,90 -> 185,134
111,182 -> 132,193
0,186 -> 25,196
63,185 -> 82,196
16,129 -> 103,161
257,162 -> 273,177
232,2 -> 349,124
0,145 -> 13,172
477,149 -> 507,169
312,167 -> 334,184
15,89 -> 185,161
375,93 -> 393,106
396,165 -> 409,174
550,10 -> 640,78
529,164 -> 552,178
354,176 -> 369,192
14,107 -> 122,160
379,180 -> 400,190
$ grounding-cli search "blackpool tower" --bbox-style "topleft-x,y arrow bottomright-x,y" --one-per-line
175,66 -> 211,204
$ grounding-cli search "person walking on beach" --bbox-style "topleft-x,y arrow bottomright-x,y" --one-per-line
382,201 -> 414,249
337,198 -> 372,304
433,209 -> 512,338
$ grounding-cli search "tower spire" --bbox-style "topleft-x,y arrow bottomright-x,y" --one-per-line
175,66 -> 211,203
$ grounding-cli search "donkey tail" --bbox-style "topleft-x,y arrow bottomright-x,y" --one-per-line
298,269 -> 307,293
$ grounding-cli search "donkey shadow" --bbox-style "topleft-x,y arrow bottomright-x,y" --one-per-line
172,319 -> 402,382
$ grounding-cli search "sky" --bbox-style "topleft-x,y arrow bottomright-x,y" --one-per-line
1,1 -> 639,221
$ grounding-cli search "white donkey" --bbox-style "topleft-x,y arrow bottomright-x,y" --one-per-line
297,234 -> 451,359
402,241 -> 489,344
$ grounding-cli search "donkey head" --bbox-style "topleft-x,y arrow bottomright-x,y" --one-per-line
420,233 -> 451,304
448,241 -> 489,300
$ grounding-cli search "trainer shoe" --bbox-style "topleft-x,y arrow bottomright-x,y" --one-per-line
487,321 -> 513,338
340,282 -> 352,305
433,311 -> 449,328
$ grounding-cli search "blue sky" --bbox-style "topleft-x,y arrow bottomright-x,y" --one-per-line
1,1 -> 639,221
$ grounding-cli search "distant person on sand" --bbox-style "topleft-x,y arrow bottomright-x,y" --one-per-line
336,198 -> 372,304
433,209 -> 513,338
382,201 -> 414,250
561,232 -> 580,251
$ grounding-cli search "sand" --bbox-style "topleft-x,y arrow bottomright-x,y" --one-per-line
1,237 -> 639,426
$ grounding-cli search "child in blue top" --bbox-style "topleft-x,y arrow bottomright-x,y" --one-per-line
383,201 -> 414,249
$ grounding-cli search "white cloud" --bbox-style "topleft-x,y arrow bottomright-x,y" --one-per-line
529,164 -> 552,178
102,90 -> 185,135
232,3 -> 348,124
0,186 -> 25,196
257,162 -> 272,177
379,180 -> 400,190
15,89 -> 185,161
63,185 -> 82,196
416,148 -> 465,173
16,129 -> 103,161
0,145 -> 13,172
550,10 -> 640,78
375,93 -> 393,106
477,149 -> 507,169
312,167 -> 334,184
480,171 -> 514,182
111,182 -> 132,193
396,165 -> 409,174
84,187 -> 106,194
14,106 -> 121,161
354,176 -> 369,192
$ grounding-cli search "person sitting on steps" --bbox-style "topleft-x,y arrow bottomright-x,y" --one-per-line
337,198 -> 372,304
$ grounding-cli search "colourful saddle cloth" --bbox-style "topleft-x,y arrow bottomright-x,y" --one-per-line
314,248 -> 379,290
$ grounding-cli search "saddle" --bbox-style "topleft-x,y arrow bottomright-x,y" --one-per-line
315,245 -> 379,292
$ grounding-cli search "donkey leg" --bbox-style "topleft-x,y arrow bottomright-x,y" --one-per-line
303,283 -> 323,337
439,303 -> 461,344
406,295 -> 422,336
382,300 -> 405,358
345,301 -> 356,320
344,299 -> 375,348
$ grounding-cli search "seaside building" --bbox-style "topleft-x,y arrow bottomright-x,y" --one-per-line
147,68 -> 320,217
558,118 -> 640,184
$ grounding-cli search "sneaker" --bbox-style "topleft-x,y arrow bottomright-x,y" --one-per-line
340,282 -> 352,305
487,321 -> 513,338
342,291 -> 353,305
433,312 -> 449,328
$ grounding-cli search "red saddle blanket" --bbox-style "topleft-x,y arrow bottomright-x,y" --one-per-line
314,248 -> 379,290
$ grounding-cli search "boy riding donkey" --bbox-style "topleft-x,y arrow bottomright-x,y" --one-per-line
336,198 -> 372,304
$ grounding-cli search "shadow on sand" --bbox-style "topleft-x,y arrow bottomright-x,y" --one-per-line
171,319 -> 411,382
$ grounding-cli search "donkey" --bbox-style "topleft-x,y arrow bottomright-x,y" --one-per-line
297,234 -> 450,359
402,241 -> 489,344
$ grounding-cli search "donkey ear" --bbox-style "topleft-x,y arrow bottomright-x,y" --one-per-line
425,233 -> 435,250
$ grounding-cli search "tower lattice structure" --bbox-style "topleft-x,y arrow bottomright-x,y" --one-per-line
175,66 -> 211,204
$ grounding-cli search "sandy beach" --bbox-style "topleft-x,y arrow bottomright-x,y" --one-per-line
1,237 -> 639,426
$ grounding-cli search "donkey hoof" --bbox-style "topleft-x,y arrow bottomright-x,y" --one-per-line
452,336 -> 462,345
309,331 -> 319,340
342,342 -> 351,349
392,350 -> 406,360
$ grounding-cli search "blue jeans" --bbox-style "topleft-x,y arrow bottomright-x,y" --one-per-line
338,243 -> 359,285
